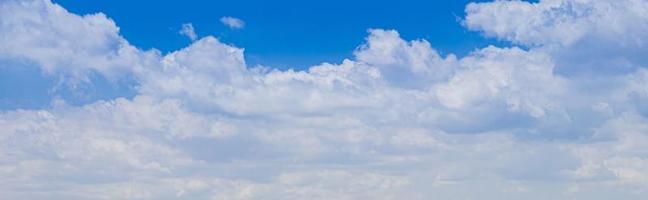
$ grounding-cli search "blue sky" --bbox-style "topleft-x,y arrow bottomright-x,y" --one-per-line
2,0 -> 648,199
54,0 -> 499,69
3,0 -> 509,110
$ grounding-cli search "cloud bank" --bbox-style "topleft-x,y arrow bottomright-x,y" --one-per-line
1,0 -> 648,199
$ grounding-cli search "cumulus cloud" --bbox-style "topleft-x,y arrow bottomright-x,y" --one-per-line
464,0 -> 648,75
464,0 -> 648,47
2,0 -> 648,199
0,0 -> 156,80
220,16 -> 245,29
179,23 -> 197,41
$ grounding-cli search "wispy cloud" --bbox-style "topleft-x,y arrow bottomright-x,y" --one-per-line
179,23 -> 197,41
219,16 -> 245,29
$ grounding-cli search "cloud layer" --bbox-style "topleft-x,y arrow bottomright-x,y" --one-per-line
1,0 -> 648,199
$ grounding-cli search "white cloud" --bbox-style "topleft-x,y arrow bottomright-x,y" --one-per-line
464,0 -> 648,75
220,16 -> 245,29
179,23 -> 197,41
434,46 -> 566,118
354,29 -> 457,88
464,0 -> 648,46
2,0 -> 648,199
0,0 -> 157,82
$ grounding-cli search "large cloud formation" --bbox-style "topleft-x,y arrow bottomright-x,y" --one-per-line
1,0 -> 648,199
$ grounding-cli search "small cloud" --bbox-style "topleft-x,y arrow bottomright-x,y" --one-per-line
179,23 -> 197,41
220,16 -> 245,29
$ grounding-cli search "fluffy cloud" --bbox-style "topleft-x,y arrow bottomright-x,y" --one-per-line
354,29 -> 457,88
1,0 -> 648,199
0,0 -> 157,81
434,46 -> 565,118
464,0 -> 648,75
464,0 -> 648,46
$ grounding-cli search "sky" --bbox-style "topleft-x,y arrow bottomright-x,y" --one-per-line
52,0 -> 500,68
1,0 -> 648,199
